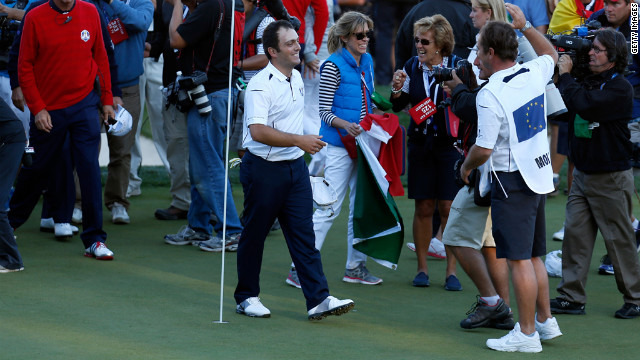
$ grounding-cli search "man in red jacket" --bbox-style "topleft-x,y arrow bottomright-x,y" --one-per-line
282,0 -> 328,57
12,0 -> 116,260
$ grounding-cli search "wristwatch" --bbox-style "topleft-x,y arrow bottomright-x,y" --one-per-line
520,21 -> 533,33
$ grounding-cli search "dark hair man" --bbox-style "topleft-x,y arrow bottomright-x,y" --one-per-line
233,20 -> 354,320
164,0 -> 244,250
459,3 -> 562,353
15,0 -> 115,259
550,29 -> 640,320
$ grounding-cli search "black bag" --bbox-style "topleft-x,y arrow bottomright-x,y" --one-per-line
473,168 -> 491,207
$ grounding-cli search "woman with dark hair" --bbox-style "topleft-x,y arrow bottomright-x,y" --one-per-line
286,11 -> 383,288
390,14 -> 463,289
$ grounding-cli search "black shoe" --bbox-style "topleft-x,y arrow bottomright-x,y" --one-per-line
490,312 -> 515,330
598,254 -> 614,275
550,298 -> 586,315
460,296 -> 510,329
154,206 -> 188,220
615,303 -> 640,319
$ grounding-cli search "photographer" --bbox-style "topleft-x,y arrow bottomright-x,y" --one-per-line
163,0 -> 244,250
550,29 -> 640,320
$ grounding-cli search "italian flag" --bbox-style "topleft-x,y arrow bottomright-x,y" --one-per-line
352,134 -> 404,270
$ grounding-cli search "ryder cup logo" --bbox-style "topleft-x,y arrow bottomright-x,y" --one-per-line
81,30 -> 90,42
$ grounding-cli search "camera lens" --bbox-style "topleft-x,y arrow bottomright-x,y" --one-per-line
188,85 -> 212,116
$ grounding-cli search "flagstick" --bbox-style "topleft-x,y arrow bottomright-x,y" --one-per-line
214,0 -> 237,325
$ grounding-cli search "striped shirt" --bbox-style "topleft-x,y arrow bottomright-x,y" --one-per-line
318,61 -> 367,126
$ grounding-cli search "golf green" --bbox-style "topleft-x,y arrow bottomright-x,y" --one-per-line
2,184 -> 638,359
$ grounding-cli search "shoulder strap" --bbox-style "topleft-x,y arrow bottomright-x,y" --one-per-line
201,0 -> 225,73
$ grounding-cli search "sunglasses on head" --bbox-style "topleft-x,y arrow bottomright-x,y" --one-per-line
353,30 -> 374,40
414,37 -> 431,46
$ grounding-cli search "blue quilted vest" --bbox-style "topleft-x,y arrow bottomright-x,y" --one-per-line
319,48 -> 375,147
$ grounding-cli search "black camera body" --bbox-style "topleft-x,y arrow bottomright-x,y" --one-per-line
546,20 -> 601,80
166,70 -> 212,115
0,13 -> 20,69
432,59 -> 474,85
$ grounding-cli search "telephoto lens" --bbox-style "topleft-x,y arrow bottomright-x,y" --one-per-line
188,85 -> 212,116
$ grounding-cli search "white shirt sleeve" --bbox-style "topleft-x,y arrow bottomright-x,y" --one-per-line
244,82 -> 271,127
528,54 -> 555,85
475,89 -> 502,150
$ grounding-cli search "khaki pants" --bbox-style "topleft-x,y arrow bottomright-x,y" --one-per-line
557,168 -> 640,305
104,85 -> 141,210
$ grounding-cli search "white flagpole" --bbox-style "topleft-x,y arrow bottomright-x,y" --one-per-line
215,0 -> 237,325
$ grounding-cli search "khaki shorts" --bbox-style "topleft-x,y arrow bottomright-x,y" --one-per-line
442,186 -> 494,250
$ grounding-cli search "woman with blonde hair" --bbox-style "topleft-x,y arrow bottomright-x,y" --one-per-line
390,15 -> 464,290
286,11 -> 383,288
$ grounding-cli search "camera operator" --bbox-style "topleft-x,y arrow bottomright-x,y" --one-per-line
550,29 -> 640,320
588,0 -> 640,273
163,0 -> 244,250
589,1 -> 640,150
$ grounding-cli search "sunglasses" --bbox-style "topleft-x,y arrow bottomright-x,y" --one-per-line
414,37 -> 431,46
353,30 -> 374,40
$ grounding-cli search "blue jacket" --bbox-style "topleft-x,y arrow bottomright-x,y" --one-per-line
96,0 -> 153,88
319,47 -> 374,147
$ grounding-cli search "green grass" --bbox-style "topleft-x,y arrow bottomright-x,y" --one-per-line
2,181 -> 639,359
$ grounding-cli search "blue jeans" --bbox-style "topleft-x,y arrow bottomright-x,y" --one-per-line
187,87 -> 242,235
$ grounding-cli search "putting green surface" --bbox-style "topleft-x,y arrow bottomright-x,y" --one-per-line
2,186 -> 638,359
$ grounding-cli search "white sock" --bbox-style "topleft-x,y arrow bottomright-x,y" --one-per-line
481,295 -> 500,306
633,218 -> 639,230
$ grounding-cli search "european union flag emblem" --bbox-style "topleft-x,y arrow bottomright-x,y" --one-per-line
513,94 -> 545,143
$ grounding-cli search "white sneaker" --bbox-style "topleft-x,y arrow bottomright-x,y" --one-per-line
126,186 -> 141,198
111,203 -> 130,224
72,208 -> 83,224
308,296 -> 355,320
236,297 -> 270,318
428,237 -> 446,259
0,264 -> 24,273
40,218 -> 55,232
54,223 -> 74,239
486,323 -> 542,353
406,240 -> 447,259
84,242 -> 114,260
535,316 -> 562,340
553,227 -> 564,241
41,218 -> 79,235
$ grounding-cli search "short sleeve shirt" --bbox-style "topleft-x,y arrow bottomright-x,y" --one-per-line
243,62 -> 306,161
475,55 -> 555,171
177,0 -> 237,93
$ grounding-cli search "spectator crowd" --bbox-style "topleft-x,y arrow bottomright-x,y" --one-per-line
1,0 -> 639,353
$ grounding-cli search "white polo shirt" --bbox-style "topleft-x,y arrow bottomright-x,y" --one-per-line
475,55 -> 555,172
475,54 -> 555,194
242,62 -> 306,161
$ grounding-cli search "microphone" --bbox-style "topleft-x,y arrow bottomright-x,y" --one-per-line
64,15 -> 72,24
